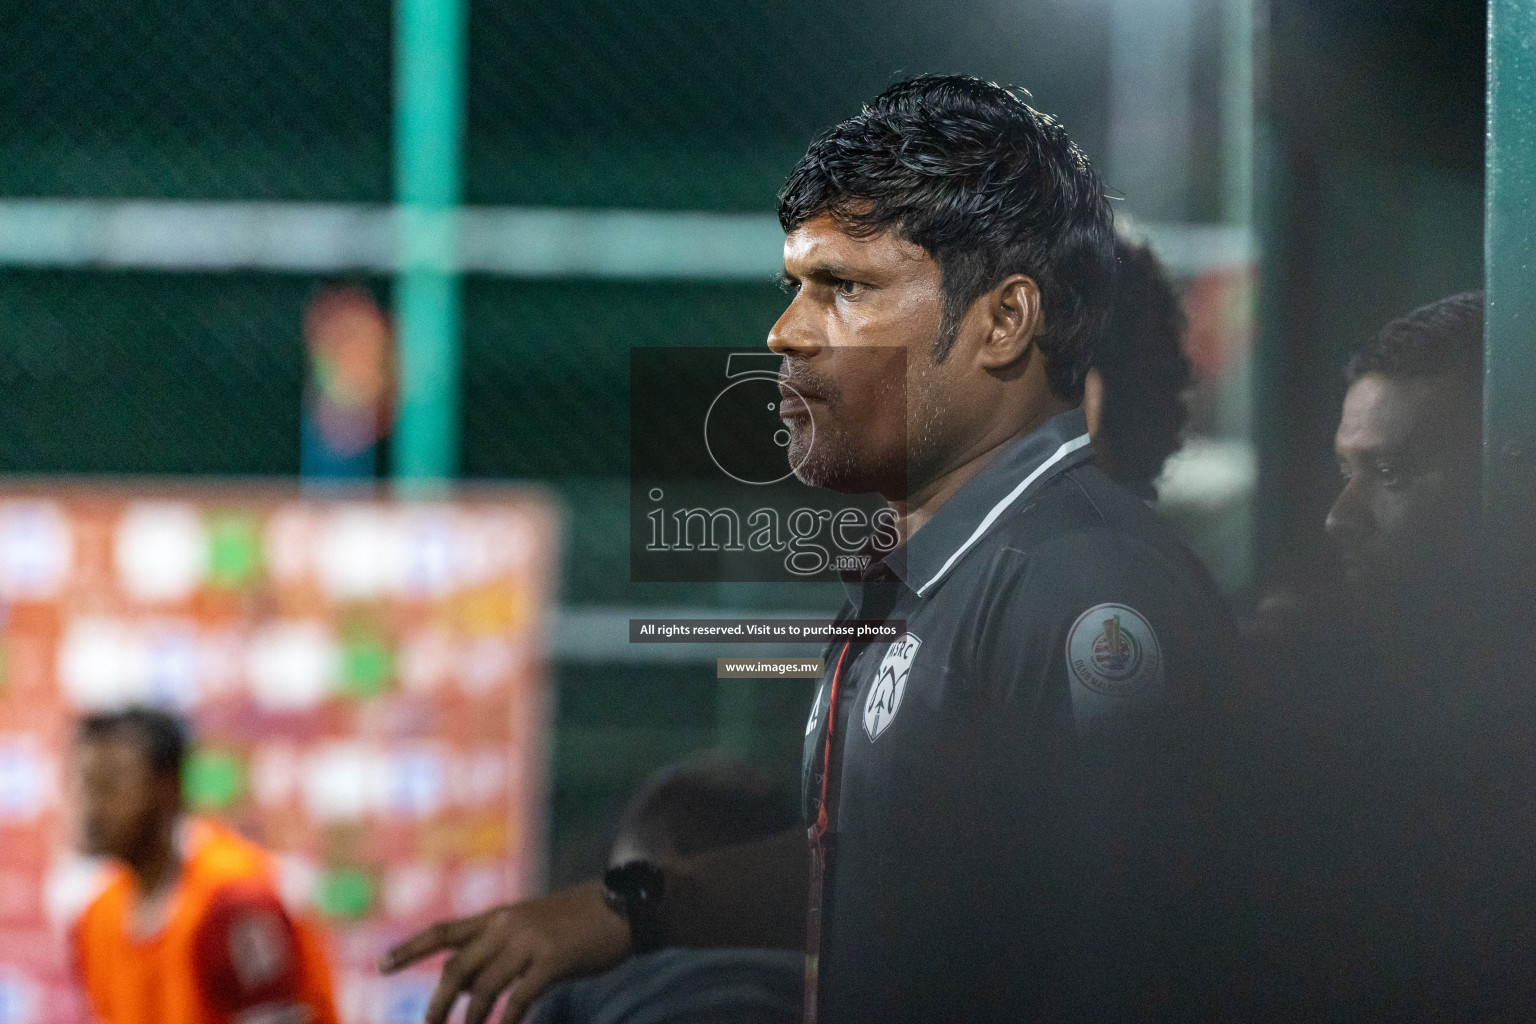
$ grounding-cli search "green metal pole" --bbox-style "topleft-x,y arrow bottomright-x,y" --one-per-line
1221,0 -> 1255,227
1484,0 -> 1536,531
394,0 -> 467,485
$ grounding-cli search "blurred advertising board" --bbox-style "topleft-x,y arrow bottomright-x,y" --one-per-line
0,483 -> 559,1024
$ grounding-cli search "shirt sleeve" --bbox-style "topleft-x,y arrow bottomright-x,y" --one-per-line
191,881 -> 305,1018
907,531 -> 1224,1000
942,529 -> 1223,891
970,528 -> 1220,737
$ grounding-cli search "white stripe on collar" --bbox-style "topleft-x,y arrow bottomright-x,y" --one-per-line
915,432 -> 1092,597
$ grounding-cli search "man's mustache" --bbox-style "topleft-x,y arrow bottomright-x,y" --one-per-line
777,359 -> 840,405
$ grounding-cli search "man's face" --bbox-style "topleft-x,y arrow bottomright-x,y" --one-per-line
768,214 -> 965,498
72,736 -> 174,861
1325,372 -> 1479,601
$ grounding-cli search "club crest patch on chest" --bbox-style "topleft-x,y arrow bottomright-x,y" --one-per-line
863,633 -> 921,741
1067,603 -> 1163,700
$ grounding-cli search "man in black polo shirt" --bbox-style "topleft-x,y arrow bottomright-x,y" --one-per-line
382,75 -> 1234,1024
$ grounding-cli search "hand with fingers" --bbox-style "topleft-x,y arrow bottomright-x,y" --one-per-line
378,880 -> 631,1024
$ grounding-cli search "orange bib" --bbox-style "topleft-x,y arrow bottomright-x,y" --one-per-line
73,820 -> 339,1024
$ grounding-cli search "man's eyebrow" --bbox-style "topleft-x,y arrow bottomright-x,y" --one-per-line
785,260 -> 865,282
1347,442 -> 1418,470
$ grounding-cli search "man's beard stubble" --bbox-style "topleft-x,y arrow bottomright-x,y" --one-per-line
780,348 -> 945,499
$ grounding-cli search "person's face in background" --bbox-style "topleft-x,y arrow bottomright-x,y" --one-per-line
72,735 -> 179,863
1325,371 -> 1479,610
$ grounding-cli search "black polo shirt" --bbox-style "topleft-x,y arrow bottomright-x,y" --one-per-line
800,407 -> 1234,1023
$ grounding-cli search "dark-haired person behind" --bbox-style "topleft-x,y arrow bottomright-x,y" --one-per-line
1226,292 -> 1536,1019
1328,291 -> 1486,623
1244,292 -> 1490,694
69,706 -> 339,1024
383,75 -> 1234,1024
1084,235 -> 1192,498
526,756 -> 803,1024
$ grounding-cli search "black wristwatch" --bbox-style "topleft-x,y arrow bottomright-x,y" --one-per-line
601,860 -> 667,954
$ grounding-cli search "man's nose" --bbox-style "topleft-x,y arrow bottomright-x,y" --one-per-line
766,298 -> 821,357
1325,478 -> 1368,542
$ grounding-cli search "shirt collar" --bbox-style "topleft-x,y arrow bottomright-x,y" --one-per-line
843,407 -> 1094,604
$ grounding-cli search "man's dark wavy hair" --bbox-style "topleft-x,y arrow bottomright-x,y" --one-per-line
1345,290 -> 1484,390
777,74 -> 1114,401
77,705 -> 187,781
1098,237 -> 1191,499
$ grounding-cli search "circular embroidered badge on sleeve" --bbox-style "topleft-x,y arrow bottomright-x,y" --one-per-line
1067,603 -> 1163,698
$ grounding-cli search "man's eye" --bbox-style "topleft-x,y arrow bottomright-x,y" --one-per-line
834,278 -> 862,297
1376,463 -> 1407,488
778,277 -> 800,296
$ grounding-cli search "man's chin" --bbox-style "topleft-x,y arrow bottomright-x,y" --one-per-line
787,437 -> 856,492
790,463 -> 864,494
790,451 -> 904,495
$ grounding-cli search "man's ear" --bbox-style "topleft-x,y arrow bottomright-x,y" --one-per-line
976,274 -> 1044,371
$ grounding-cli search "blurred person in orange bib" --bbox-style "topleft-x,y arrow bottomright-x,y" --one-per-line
69,706 -> 339,1024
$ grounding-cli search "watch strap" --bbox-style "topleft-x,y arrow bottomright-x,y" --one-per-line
602,860 -> 667,954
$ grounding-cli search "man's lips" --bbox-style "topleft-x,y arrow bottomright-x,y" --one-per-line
777,383 -> 821,419
1335,547 -> 1367,580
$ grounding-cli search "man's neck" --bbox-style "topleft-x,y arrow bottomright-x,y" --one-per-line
891,401 -> 1072,540
123,816 -> 185,939
128,816 -> 182,897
